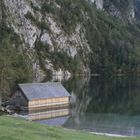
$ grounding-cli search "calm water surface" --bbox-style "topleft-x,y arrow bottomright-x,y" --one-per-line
63,77 -> 140,136
2,76 -> 140,136
34,76 -> 140,136
60,76 -> 140,136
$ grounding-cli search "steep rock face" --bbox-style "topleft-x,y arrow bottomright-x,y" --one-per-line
1,0 -> 140,84
3,0 -> 44,81
134,0 -> 140,20
2,0 -> 91,81
91,0 -> 135,22
104,0 -> 135,22
90,0 -> 104,9
4,0 -> 39,48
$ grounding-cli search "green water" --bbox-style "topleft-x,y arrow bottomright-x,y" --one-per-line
2,76 -> 140,136
61,76 -> 140,136
64,76 -> 140,115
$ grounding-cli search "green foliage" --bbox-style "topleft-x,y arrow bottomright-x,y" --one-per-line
37,22 -> 50,31
24,11 -> 50,31
35,41 -> 81,74
41,0 -> 86,33
83,6 -> 140,75
36,0 -> 140,75
24,11 -> 36,22
41,1 -> 57,14
30,2 -> 40,11
0,24 -> 33,97
51,51 -> 80,74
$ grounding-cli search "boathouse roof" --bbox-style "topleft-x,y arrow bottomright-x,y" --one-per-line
18,82 -> 70,101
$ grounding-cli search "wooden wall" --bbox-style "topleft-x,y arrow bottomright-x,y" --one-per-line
11,90 -> 28,107
28,97 -> 70,108
12,89 -> 70,110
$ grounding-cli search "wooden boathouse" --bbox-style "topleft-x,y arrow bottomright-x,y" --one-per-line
12,82 -> 71,110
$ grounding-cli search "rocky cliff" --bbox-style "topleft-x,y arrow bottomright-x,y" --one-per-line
1,0 -> 92,82
134,0 -> 140,20
91,0 -> 135,22
1,0 -> 140,93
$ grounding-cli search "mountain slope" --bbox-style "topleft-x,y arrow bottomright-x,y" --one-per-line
1,0 -> 140,94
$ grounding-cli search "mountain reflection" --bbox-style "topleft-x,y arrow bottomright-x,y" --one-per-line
64,76 -> 140,115
62,76 -> 140,136
1,76 -> 140,136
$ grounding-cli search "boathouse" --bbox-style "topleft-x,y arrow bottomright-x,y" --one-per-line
12,82 -> 71,110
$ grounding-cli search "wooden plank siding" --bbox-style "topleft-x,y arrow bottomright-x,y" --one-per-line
11,83 -> 71,111
11,90 -> 28,107
28,97 -> 70,110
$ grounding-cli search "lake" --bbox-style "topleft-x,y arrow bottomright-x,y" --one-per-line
61,76 -> 140,136
1,76 -> 140,136
34,76 -> 140,136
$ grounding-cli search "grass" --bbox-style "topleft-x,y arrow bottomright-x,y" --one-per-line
0,116 -> 140,140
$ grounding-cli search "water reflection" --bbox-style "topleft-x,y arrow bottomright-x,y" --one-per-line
1,76 -> 140,136
36,116 -> 70,126
62,76 -> 140,136
63,113 -> 140,136
0,95 -> 3,115
14,107 -> 70,126
64,76 -> 140,115
27,108 -> 70,121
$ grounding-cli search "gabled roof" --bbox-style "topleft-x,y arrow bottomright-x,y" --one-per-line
18,82 -> 70,101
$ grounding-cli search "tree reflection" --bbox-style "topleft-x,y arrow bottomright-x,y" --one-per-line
63,76 -> 140,136
64,76 -> 140,116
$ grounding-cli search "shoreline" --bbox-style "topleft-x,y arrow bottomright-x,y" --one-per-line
0,116 -> 139,140
2,114 -> 139,138
89,132 -> 135,138
62,127 -> 135,138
